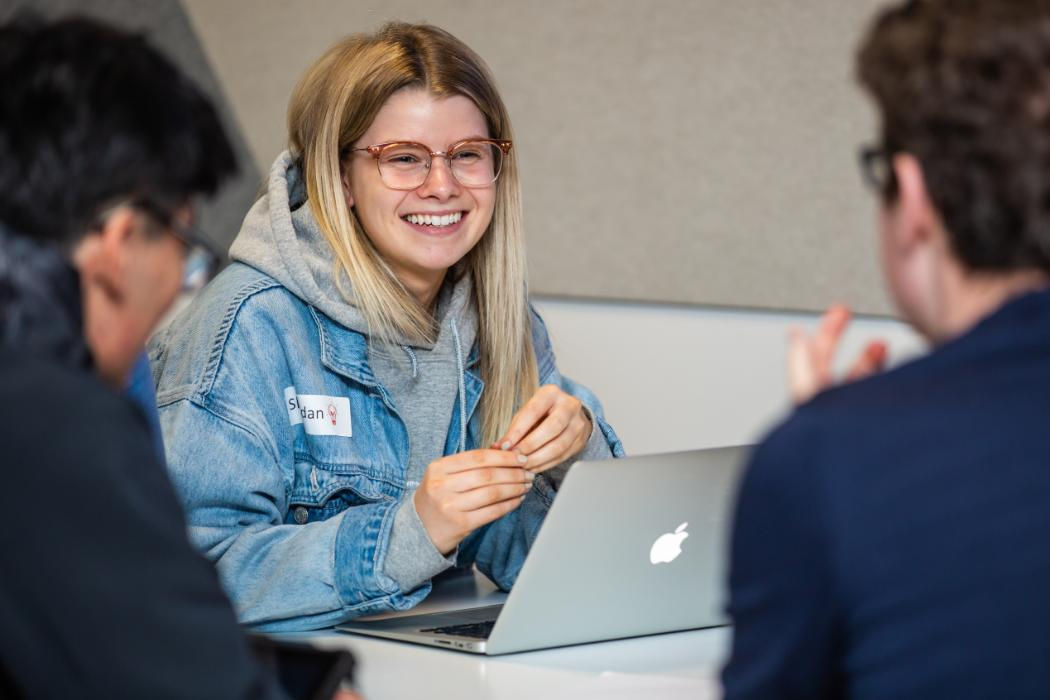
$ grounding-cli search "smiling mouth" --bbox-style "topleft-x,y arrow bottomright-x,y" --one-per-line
401,211 -> 464,228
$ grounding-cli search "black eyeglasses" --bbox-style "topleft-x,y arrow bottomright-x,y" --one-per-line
858,145 -> 898,197
129,198 -> 218,293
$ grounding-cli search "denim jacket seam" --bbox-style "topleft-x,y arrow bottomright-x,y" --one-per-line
187,395 -> 283,470
288,479 -> 397,511
532,474 -> 558,507
307,306 -> 378,388
331,498 -> 403,606
337,587 -> 427,617
593,414 -> 625,457
290,451 -> 405,491
198,276 -> 285,399
529,306 -> 558,381
371,494 -> 404,596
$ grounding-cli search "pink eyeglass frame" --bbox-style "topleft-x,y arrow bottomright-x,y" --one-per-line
348,138 -> 513,189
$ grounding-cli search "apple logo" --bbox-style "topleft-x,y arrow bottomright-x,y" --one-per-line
649,522 -> 689,565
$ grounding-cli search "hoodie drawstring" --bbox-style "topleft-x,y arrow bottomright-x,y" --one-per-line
451,318 -> 467,454
401,345 -> 419,379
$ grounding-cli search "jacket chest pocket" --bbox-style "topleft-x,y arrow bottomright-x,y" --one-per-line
284,448 -> 404,526
282,385 -> 408,525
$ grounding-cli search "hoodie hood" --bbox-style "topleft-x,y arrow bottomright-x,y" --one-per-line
230,150 -> 371,335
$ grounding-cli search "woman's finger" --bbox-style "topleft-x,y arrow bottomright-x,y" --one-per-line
437,448 -> 526,475
520,427 -> 581,473
448,466 -> 533,492
514,404 -> 577,456
463,492 -> 528,531
456,481 -> 533,512
494,385 -> 559,450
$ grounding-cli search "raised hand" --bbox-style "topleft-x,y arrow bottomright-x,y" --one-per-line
788,304 -> 888,404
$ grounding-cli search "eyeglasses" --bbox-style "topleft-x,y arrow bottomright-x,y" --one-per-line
350,138 -> 513,190
129,198 -> 218,293
858,144 -> 898,197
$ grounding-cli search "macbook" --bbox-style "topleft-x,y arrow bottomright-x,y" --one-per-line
336,446 -> 750,655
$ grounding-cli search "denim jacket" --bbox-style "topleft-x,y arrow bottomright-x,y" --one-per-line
149,261 -> 623,631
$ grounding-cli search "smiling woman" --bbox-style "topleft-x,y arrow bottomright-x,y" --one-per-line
339,91 -> 499,309
149,22 -> 624,631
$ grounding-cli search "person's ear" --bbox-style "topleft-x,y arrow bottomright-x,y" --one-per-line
341,164 -> 355,209
71,207 -> 138,301
891,153 -> 940,253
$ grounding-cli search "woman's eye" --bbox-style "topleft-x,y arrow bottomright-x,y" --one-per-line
453,149 -> 483,162
386,154 -> 422,165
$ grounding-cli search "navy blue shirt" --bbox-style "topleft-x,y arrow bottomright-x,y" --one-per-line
723,290 -> 1050,699
125,350 -> 166,461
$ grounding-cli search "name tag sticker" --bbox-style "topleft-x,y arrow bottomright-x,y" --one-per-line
285,386 -> 352,437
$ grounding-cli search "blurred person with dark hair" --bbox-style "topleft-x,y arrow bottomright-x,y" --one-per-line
723,1 -> 1050,698
0,15 -> 353,699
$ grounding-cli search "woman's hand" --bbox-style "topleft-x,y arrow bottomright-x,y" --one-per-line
414,449 -> 534,555
493,384 -> 592,474
788,304 -> 888,404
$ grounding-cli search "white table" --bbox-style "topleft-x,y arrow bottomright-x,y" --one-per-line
275,571 -> 730,700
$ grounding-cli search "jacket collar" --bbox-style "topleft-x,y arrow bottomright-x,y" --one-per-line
310,305 -> 483,388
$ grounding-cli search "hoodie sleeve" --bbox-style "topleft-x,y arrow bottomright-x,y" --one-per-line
382,494 -> 457,591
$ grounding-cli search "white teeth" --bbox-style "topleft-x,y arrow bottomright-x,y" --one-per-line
405,212 -> 463,227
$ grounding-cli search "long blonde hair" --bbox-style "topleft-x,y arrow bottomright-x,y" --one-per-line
287,22 -> 538,446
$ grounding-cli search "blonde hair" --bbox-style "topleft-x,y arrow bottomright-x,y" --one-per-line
287,22 -> 538,446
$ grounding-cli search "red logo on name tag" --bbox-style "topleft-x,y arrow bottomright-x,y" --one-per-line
328,404 -> 337,426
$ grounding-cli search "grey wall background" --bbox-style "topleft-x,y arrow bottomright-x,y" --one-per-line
8,0 -> 894,315
182,0 -> 893,314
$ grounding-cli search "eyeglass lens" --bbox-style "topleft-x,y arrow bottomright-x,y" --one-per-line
376,141 -> 504,189
181,245 -> 213,293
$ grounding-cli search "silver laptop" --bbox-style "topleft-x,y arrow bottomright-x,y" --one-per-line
336,446 -> 750,655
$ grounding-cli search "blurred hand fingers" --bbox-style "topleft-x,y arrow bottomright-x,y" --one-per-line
811,304 -> 851,379
846,340 -> 888,381
787,327 -> 818,404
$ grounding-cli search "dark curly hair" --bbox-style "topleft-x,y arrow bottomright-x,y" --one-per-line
858,0 -> 1050,273
0,15 -> 237,247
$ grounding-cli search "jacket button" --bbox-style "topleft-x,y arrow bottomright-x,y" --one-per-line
294,507 -> 309,524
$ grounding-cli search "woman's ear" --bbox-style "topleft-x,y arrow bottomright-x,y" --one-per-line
341,166 -> 355,209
